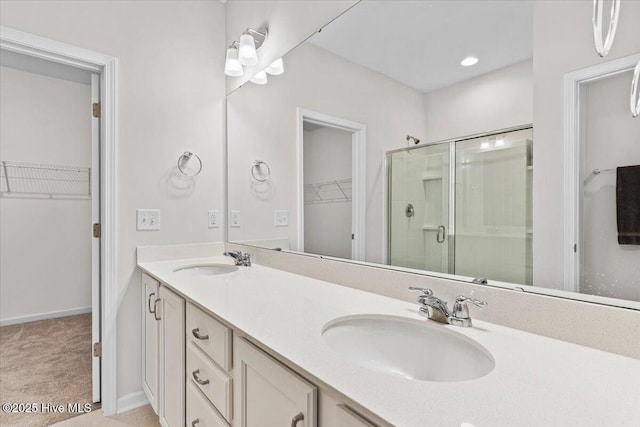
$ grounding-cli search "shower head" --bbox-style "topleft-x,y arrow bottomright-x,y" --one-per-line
406,135 -> 421,145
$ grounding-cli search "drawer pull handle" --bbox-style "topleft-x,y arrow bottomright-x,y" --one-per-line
191,328 -> 209,341
191,419 -> 200,427
153,299 -> 161,321
291,412 -> 304,427
192,369 -> 210,385
148,292 -> 156,314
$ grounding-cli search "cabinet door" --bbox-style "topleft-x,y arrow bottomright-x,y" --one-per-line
142,273 -> 160,413
336,404 -> 377,427
235,337 -> 317,427
159,285 -> 185,427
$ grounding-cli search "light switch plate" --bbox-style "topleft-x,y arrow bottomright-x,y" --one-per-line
208,210 -> 219,228
137,209 -> 160,231
274,210 -> 289,227
230,210 -> 240,228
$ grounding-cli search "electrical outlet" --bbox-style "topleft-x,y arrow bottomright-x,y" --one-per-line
137,209 -> 161,231
208,210 -> 219,228
274,210 -> 289,227
230,210 -> 240,227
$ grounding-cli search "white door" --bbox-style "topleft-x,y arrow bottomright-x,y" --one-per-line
90,73 -> 101,403
142,274 -> 160,413
159,286 -> 185,427
235,337 -> 317,427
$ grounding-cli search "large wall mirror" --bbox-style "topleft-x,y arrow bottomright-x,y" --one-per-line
227,0 -> 640,309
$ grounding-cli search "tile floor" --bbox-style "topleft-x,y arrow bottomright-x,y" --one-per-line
50,404 -> 160,427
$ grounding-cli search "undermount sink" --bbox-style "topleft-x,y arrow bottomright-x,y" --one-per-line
322,315 -> 495,382
172,263 -> 238,276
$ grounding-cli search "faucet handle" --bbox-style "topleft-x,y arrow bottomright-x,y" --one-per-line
455,295 -> 487,308
408,287 -> 433,298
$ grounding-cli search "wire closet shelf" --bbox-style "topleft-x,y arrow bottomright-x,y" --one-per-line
304,178 -> 352,205
0,161 -> 91,198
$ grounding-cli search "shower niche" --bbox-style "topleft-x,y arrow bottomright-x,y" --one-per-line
387,127 -> 533,286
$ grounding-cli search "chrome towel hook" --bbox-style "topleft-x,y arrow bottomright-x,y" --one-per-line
177,151 -> 202,177
251,160 -> 271,182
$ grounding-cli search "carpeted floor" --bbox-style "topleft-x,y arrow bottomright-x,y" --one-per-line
0,313 -> 99,426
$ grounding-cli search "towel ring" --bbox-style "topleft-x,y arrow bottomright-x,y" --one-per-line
177,151 -> 202,177
631,60 -> 640,118
251,160 -> 270,182
592,0 -> 620,57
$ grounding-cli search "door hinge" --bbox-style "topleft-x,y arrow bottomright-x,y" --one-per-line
92,102 -> 101,118
351,234 -> 355,240
93,223 -> 101,238
93,342 -> 102,357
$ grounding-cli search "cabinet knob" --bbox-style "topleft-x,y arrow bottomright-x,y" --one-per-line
153,299 -> 161,321
191,419 -> 199,427
148,292 -> 156,314
192,369 -> 210,386
191,328 -> 209,341
291,412 -> 304,427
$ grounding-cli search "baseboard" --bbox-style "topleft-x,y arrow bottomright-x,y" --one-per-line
117,390 -> 149,414
0,306 -> 91,327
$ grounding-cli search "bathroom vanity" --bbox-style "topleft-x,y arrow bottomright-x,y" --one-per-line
137,248 -> 640,427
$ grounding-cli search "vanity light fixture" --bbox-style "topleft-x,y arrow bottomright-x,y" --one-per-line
461,56 -> 479,67
224,42 -> 243,77
250,70 -> 268,85
238,27 -> 268,66
265,57 -> 284,75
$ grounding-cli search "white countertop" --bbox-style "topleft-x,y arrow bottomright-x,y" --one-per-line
138,256 -> 640,427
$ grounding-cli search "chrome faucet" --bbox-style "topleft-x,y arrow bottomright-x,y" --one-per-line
223,251 -> 252,266
408,287 -> 487,327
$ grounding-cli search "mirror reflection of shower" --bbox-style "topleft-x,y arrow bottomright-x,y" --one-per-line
388,127 -> 533,286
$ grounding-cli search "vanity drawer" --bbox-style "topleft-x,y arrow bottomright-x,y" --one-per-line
187,381 -> 230,427
187,342 -> 233,422
187,302 -> 232,371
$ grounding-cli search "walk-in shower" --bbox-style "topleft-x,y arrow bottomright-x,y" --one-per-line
387,127 -> 533,286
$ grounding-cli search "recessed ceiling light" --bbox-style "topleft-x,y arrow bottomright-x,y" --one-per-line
495,138 -> 505,147
480,141 -> 489,149
461,56 -> 479,67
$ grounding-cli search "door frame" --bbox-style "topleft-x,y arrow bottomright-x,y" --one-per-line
562,52 -> 640,293
0,26 -> 119,415
296,108 -> 366,261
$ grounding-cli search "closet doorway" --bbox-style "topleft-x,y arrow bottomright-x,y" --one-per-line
0,47 -> 101,424
296,109 -> 366,261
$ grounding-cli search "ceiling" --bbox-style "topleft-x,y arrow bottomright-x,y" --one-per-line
309,0 -> 533,93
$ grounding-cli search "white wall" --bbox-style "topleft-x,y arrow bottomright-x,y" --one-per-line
423,60 -> 533,142
582,71 -> 640,301
225,0 -> 357,93
0,0 -> 226,405
532,0 -> 640,289
0,65 -> 92,324
303,126 -> 352,259
227,42 -> 428,264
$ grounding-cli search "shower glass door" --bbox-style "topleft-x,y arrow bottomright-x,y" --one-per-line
454,128 -> 533,285
388,143 -> 450,272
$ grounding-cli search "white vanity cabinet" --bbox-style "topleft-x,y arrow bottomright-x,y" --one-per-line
186,303 -> 233,426
142,273 -> 160,412
141,273 -> 185,427
234,336 -> 317,427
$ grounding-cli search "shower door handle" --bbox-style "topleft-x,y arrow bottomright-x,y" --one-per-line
436,225 -> 446,243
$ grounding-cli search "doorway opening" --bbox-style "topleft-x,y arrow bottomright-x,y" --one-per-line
0,47 -> 101,424
296,109 -> 366,261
